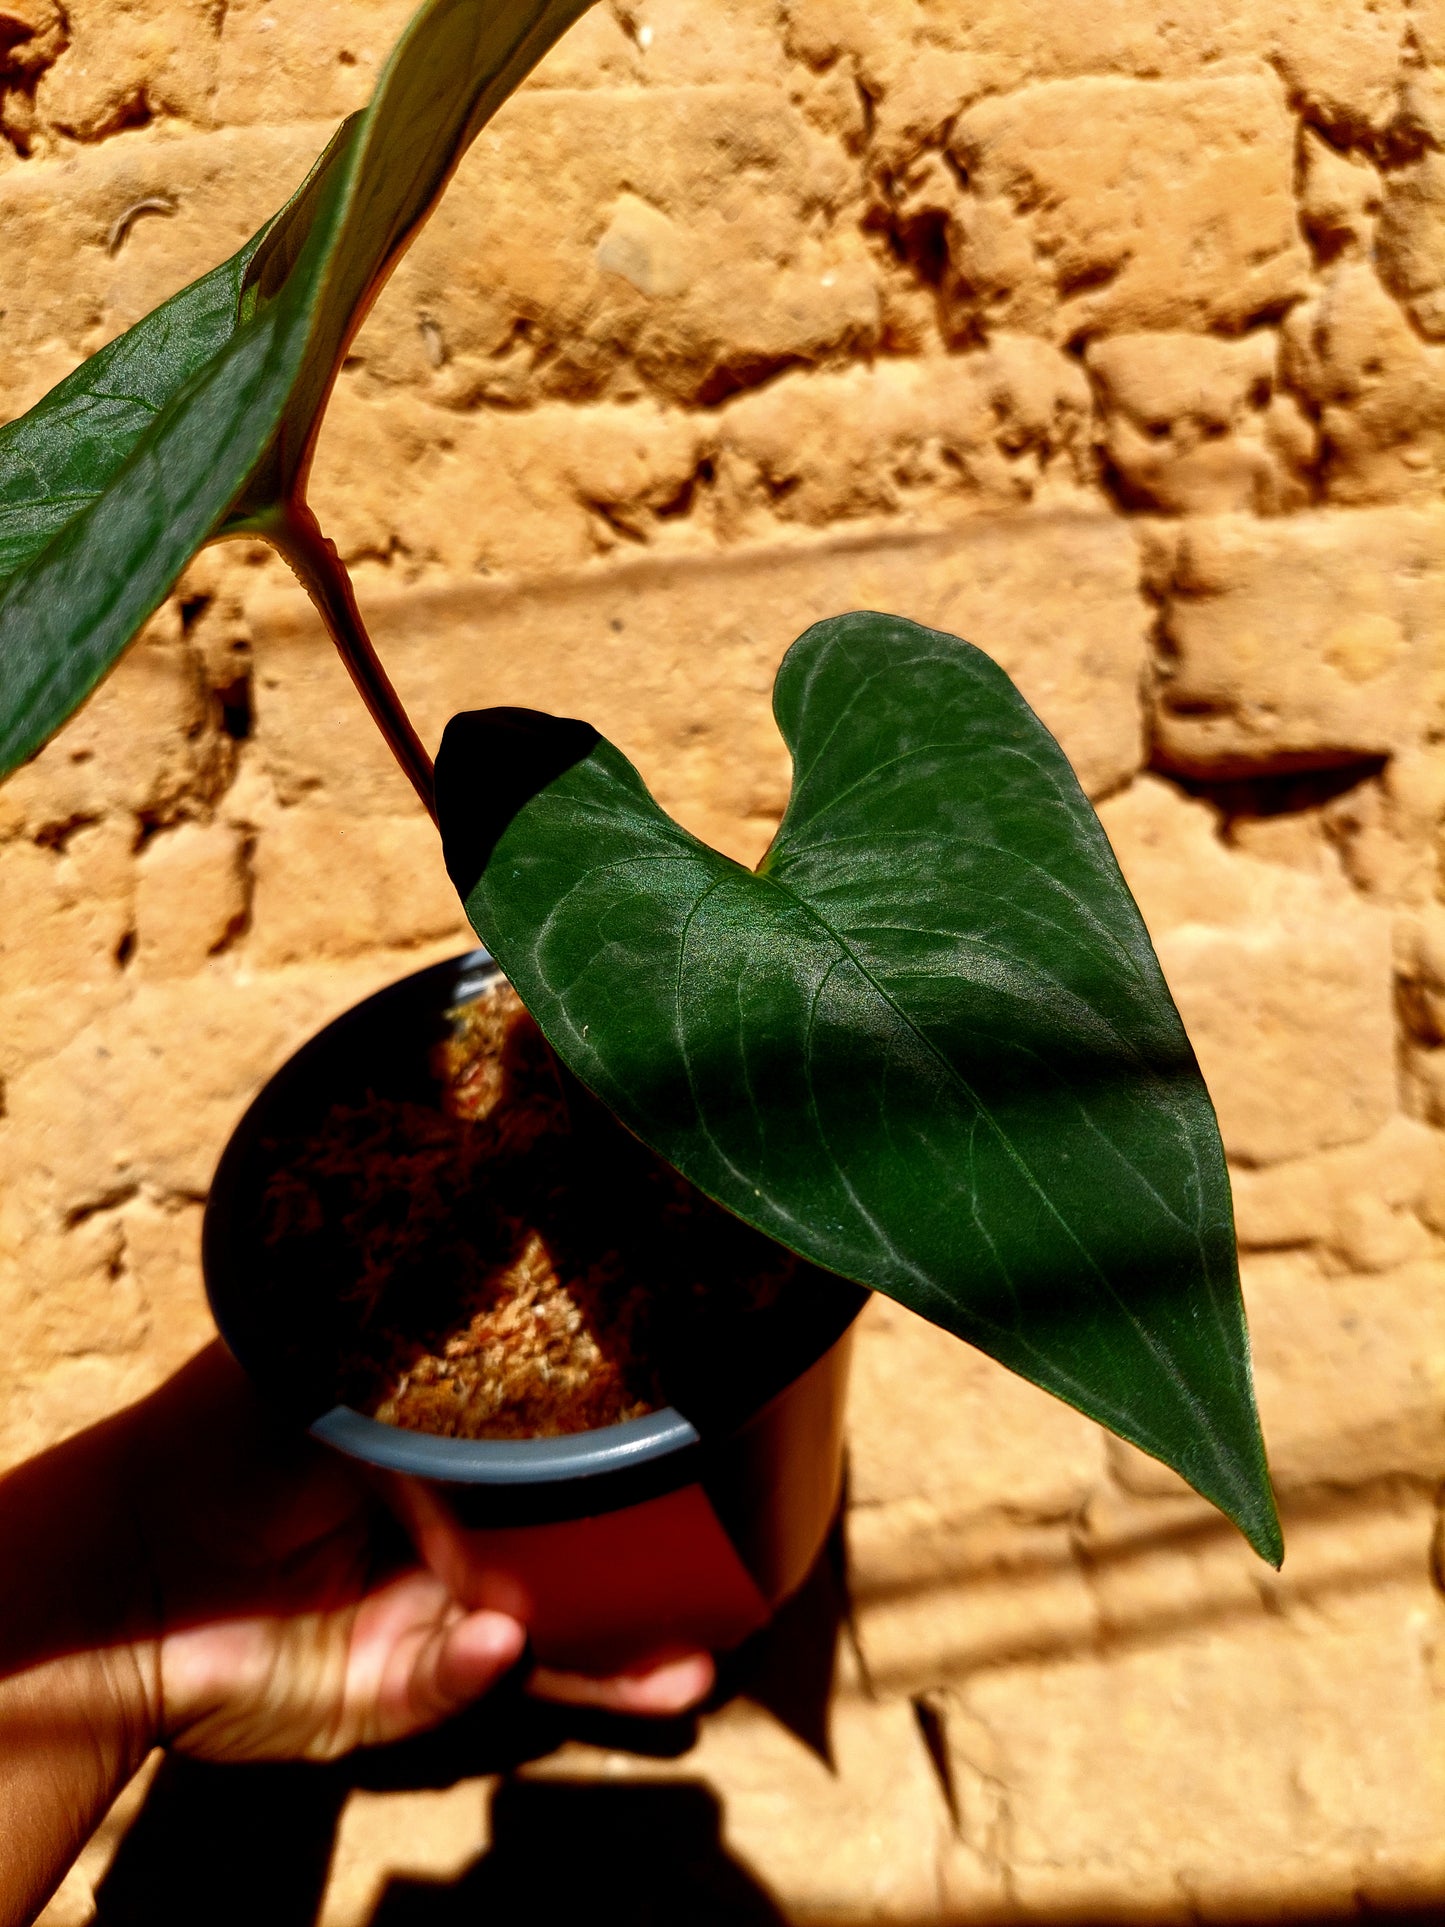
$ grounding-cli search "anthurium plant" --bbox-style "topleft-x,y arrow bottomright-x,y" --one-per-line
0,0 -> 1282,1564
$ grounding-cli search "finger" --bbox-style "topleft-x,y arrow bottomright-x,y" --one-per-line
348,1571 -> 526,1747
432,1608 -> 529,1709
528,1650 -> 715,1716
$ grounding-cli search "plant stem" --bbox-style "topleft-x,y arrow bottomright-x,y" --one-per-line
270,503 -> 436,821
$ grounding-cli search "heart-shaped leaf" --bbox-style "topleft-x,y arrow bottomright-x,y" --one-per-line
0,0 -> 595,779
437,612 -> 1281,1563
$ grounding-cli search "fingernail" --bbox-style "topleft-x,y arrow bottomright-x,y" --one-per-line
464,1610 -> 528,1665
638,1652 -> 715,1710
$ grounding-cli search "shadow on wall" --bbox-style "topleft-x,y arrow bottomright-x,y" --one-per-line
370,1779 -> 786,1926
90,1737 -> 1445,1927
88,1713 -> 728,1927
92,1763 -> 792,1927
90,1519 -> 849,1927
90,1710 -> 808,1927
87,1520 -> 1445,1927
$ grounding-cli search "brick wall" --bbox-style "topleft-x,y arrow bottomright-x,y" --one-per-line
3,0 -> 1442,1919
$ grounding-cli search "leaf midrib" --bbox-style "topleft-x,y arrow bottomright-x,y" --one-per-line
764,861 -> 1251,1483
522,757 -> 1206,1306
579,793 -> 1217,1453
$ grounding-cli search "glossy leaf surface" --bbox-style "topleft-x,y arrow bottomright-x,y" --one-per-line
437,612 -> 1281,1562
0,145 -> 349,777
0,0 -> 594,778
0,239 -> 267,584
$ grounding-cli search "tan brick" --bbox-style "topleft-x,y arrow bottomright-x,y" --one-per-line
1229,1154 -> 1338,1254
1156,910 -> 1396,1164
1243,1250 -> 1445,1486
713,341 -> 1093,534
1199,747 -> 1445,914
1087,330 -> 1314,515
943,74 -> 1308,344
28,0 -> 218,143
135,820 -> 248,978
1100,776 -> 1272,927
247,806 -> 468,967
1266,0 -> 1410,136
1231,1114 -> 1442,1270
0,1190 -> 215,1472
9,1212 -> 149,1367
1321,749 -> 1445,905
944,1559 -> 1445,1917
1399,900 -> 1445,1046
1085,1467 -> 1434,1618
116,1197 -> 212,1369
1283,261 -> 1445,502
319,1782 -> 493,1927
1381,163 -> 1445,343
310,391 -> 712,577
1074,1479 -> 1273,1638
848,1508 -> 1097,1694
311,342 -> 1098,575
250,513 -> 1147,861
0,1194 -> 208,1391
3,948 -> 464,1208
210,0 -> 420,127
0,819 -> 133,1080
1100,778 -> 1397,1163
0,126 -> 331,418
1225,807 -> 1344,881
1299,125 -> 1382,258
0,0 -> 64,66
0,1350 -> 203,1477
351,85 -> 879,409
0,622 -> 213,844
786,0 -> 1409,139
1149,508 -> 1445,776
848,1293 -> 1106,1517
570,0 -> 788,92
718,1688 -> 978,1922
1416,0 -> 1445,63
1407,1044 -> 1445,1133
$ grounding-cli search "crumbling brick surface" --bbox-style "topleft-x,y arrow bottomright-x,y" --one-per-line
4,1 -> 1443,1920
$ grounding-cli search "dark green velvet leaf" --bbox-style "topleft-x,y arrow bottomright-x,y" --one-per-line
227,0 -> 597,516
0,129 -> 356,778
0,238 -> 266,584
436,612 -> 1281,1563
0,0 -> 595,778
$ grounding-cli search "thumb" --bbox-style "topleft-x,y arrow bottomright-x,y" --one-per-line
350,1571 -> 526,1746
431,1606 -> 530,1712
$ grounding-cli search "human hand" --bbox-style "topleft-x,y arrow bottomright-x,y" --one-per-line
119,1343 -> 715,1761
0,1344 -> 713,1926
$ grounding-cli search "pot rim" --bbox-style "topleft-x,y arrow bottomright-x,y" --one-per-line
309,1400 -> 700,1483
203,948 -> 861,1490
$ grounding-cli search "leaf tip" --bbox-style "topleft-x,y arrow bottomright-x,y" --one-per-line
1222,1468 -> 1283,1569
1248,1505 -> 1286,1572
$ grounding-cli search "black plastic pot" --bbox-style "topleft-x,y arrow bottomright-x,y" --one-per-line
203,950 -> 865,1673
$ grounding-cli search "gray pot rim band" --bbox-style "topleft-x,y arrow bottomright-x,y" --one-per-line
310,1398 -> 702,1483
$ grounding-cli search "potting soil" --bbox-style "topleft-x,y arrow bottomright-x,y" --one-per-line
258,978 -> 838,1439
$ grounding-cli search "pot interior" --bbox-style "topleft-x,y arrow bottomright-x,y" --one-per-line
203,949 -> 866,1485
